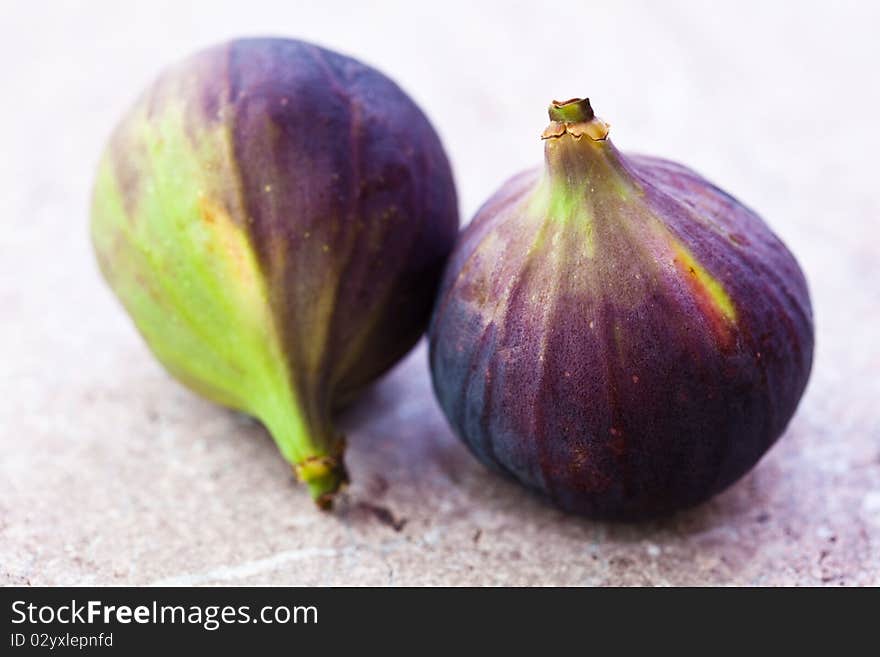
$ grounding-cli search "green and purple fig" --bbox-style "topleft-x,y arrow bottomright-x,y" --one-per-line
429,98 -> 813,520
91,38 -> 458,508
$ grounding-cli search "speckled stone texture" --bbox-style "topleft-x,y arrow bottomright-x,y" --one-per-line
1,1 -> 878,585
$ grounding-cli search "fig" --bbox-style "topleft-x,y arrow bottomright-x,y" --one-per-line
91,38 -> 458,508
429,98 -> 813,520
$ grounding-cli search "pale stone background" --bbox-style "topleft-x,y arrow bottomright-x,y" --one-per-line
1,0 -> 878,585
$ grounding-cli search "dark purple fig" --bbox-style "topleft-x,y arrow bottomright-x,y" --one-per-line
91,38 -> 458,508
429,98 -> 813,520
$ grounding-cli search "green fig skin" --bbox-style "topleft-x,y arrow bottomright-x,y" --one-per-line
91,38 -> 459,507
429,99 -> 813,521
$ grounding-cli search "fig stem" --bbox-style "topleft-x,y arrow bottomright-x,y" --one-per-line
548,98 -> 595,123
543,98 -> 610,141
294,453 -> 348,510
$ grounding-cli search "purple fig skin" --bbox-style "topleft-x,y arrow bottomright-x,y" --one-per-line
213,39 -> 459,402
429,99 -> 813,521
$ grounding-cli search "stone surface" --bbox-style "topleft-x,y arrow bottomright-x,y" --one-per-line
1,0 -> 878,586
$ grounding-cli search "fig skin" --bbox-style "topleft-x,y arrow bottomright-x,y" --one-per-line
429,99 -> 813,521
91,38 -> 459,507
